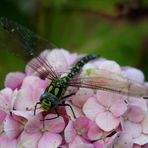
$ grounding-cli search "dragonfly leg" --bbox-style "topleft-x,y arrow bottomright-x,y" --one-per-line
106,130 -> 117,137
40,108 -> 60,121
60,92 -> 76,102
59,102 -> 76,119
34,102 -> 40,115
143,96 -> 148,99
10,111 -> 13,116
9,111 -> 24,125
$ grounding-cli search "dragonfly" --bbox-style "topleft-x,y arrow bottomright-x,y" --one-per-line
0,17 -> 148,121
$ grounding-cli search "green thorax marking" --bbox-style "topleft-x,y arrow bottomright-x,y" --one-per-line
46,77 -> 68,99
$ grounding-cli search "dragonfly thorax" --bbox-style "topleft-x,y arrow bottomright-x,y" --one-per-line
45,78 -> 68,99
40,78 -> 68,111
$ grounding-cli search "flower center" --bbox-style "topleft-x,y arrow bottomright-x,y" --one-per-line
40,128 -> 48,133
76,127 -> 85,136
124,115 -> 129,121
104,106 -> 111,112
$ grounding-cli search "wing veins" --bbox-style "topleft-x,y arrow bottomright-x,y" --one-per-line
28,56 -> 58,80
69,75 -> 148,98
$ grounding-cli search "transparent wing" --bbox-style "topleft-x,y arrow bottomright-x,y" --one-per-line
0,17 -> 59,80
0,17 -> 56,59
69,69 -> 148,98
28,55 -> 59,80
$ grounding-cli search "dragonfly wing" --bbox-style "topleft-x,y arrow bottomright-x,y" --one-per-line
28,55 -> 59,80
0,17 -> 56,59
69,69 -> 148,98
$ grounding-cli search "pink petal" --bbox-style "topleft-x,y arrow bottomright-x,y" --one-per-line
73,117 -> 89,129
93,58 -> 108,68
46,49 -> 77,73
0,110 -> 6,133
5,72 -> 25,90
14,88 -> 36,110
24,113 -> 43,133
0,88 -> 13,112
93,134 -> 120,148
4,114 -> 24,139
45,114 -> 65,133
38,132 -> 62,148
12,110 -> 34,120
0,87 -> 13,99
97,91 -> 126,108
69,136 -> 94,148
133,144 -> 142,148
65,101 -> 83,119
96,112 -> 120,131
127,97 -> 147,112
105,132 -> 120,146
83,97 -> 104,120
21,76 -> 48,90
93,141 -> 104,148
0,109 -> 6,122
143,144 -> 148,148
126,105 -> 144,123
134,134 -> 148,145
70,143 -> 94,148
25,49 -> 49,75
25,113 -> 65,134
110,99 -> 127,117
72,88 -> 94,108
98,60 -> 121,74
122,67 -> 144,83
88,122 -> 103,141
96,91 -> 114,107
59,145 -> 68,148
14,76 -> 47,111
64,120 -> 76,143
115,132 -> 134,148
142,115 -> 148,134
73,117 -> 89,139
82,63 -> 97,76
0,134 -> 17,148
17,131 -> 41,147
61,49 -> 77,66
122,121 -> 141,138
25,59 -> 38,75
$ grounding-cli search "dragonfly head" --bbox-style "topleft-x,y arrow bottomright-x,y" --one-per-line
40,92 -> 58,112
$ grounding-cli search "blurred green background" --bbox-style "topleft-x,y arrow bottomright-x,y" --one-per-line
0,0 -> 148,88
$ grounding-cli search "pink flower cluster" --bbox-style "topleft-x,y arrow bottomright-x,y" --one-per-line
0,49 -> 148,148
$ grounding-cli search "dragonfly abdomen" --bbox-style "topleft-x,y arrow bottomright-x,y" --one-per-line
67,54 -> 98,80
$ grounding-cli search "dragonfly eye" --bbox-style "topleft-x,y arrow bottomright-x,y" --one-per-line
40,92 -> 49,102
41,99 -> 52,112
40,92 -> 52,111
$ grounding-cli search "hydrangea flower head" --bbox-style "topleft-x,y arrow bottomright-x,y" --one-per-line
0,49 -> 147,148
